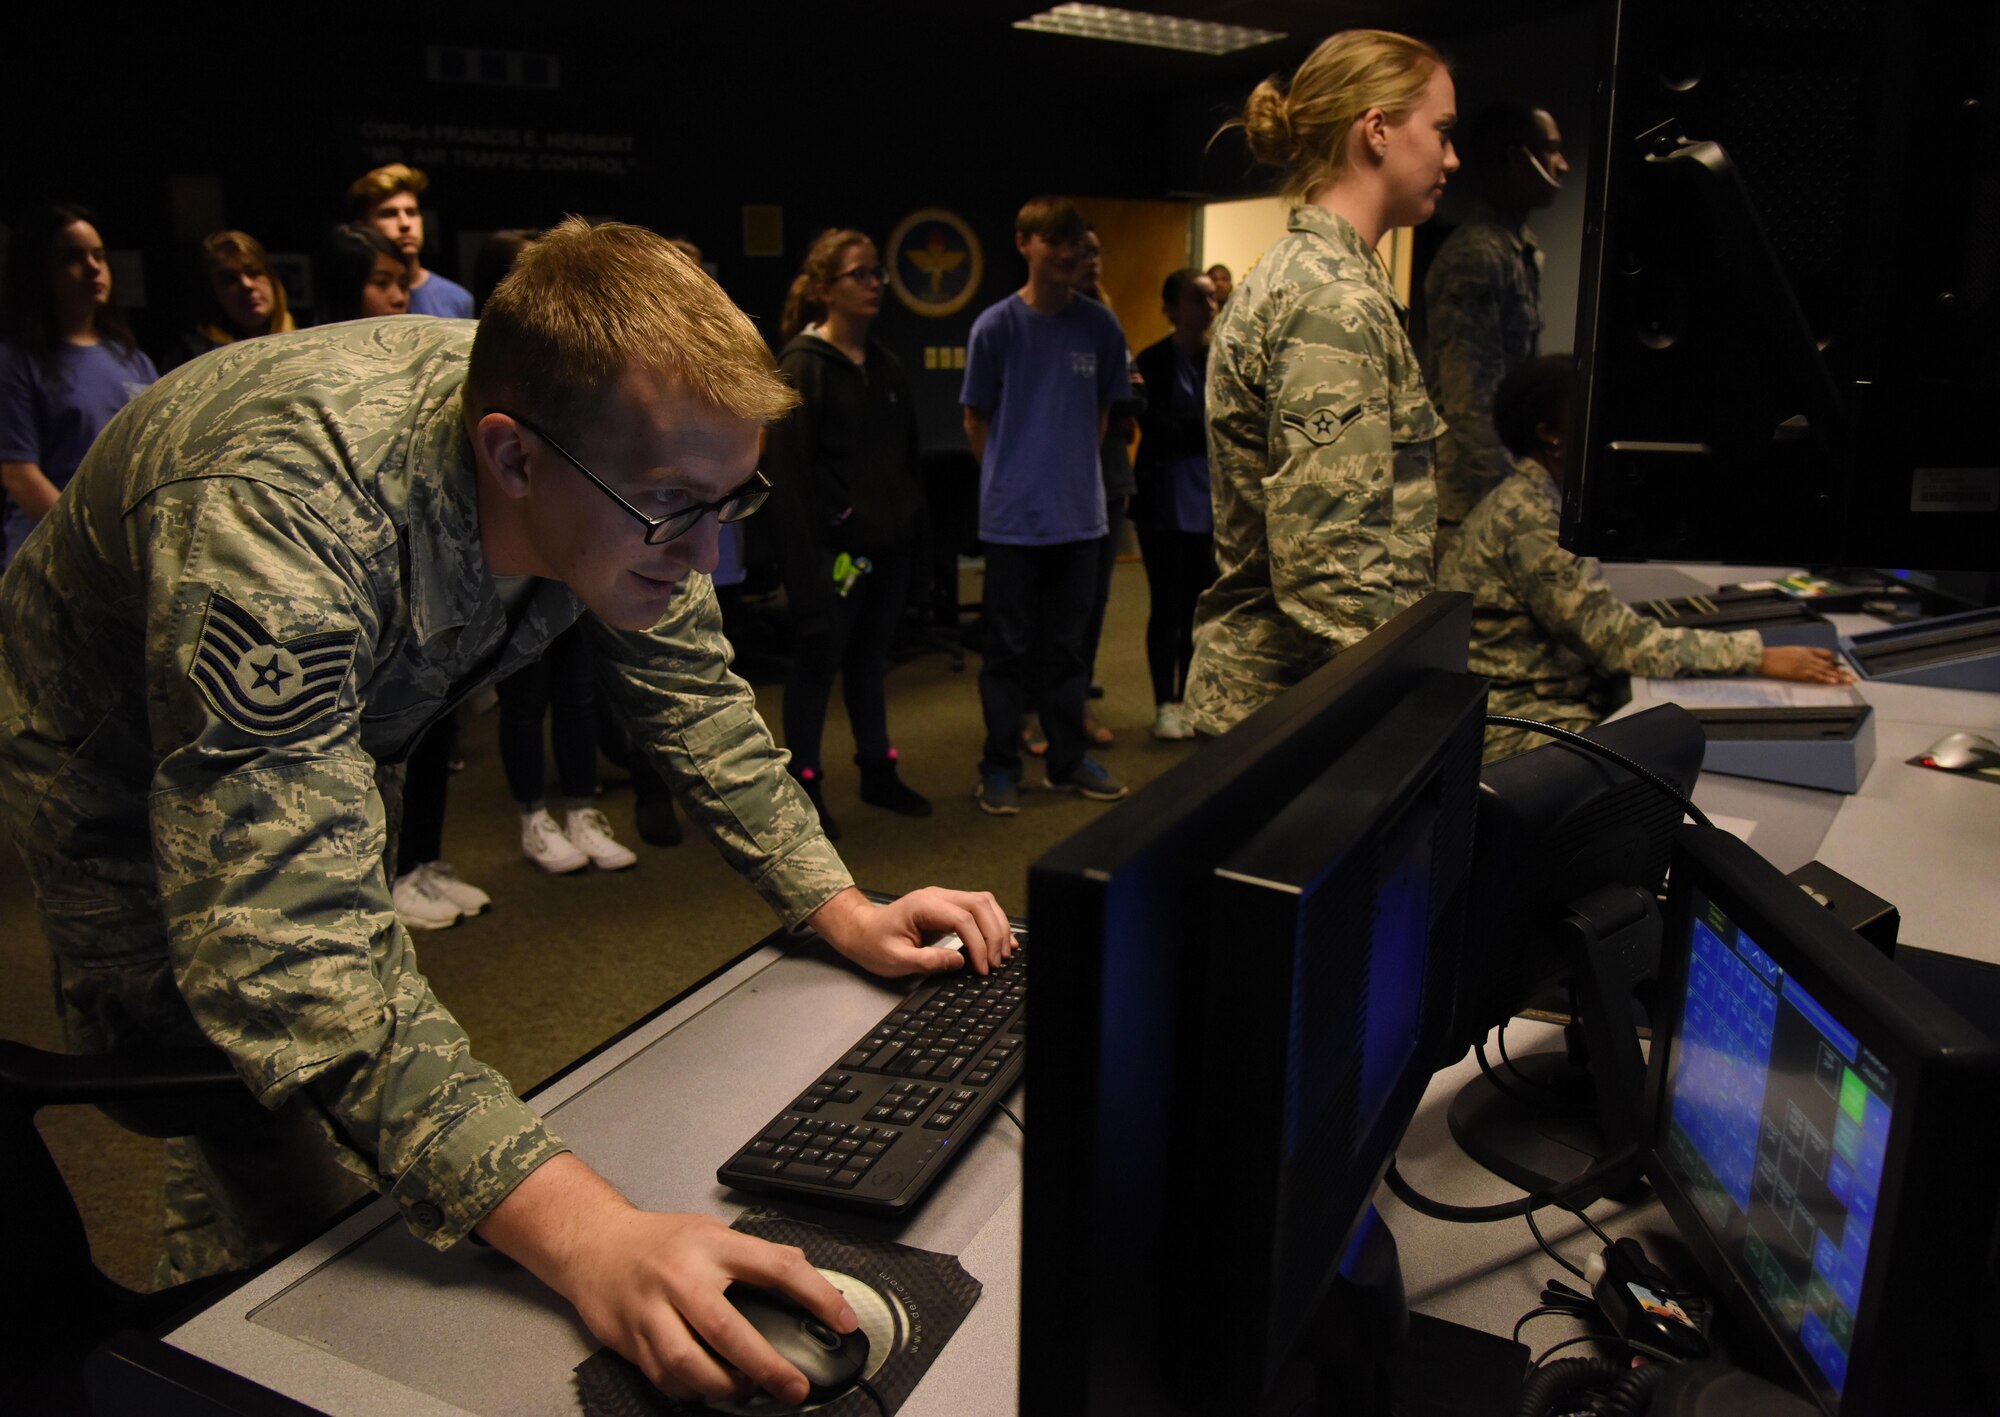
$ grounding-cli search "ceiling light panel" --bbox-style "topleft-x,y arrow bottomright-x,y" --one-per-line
1012,4 -> 1285,56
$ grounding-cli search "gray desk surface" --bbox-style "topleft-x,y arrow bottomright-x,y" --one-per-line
159,565 -> 1997,1414
1602,563 -> 1998,964
164,962 -> 1636,1417
165,939 -> 1029,1417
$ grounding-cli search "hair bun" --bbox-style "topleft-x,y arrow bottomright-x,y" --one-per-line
1240,77 -> 1296,167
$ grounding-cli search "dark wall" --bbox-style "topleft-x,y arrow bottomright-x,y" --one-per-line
11,7 -> 1289,449
11,5 -> 1592,448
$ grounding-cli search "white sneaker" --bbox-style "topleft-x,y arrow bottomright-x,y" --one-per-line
521,808 -> 589,874
1151,702 -> 1195,741
421,861 -> 490,916
565,806 -> 637,871
391,865 -> 462,930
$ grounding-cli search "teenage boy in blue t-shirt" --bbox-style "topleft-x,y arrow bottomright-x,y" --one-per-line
347,163 -> 475,319
960,196 -> 1130,815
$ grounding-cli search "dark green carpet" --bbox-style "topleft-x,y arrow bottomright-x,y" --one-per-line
1,558 -> 1193,1289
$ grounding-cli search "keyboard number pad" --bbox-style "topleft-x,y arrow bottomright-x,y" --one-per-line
733,1111 -> 909,1189
726,942 -> 1022,1202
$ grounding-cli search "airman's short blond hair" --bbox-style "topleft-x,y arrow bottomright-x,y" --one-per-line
347,163 -> 429,218
467,216 -> 798,434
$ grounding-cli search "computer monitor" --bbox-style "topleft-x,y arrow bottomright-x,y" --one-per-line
1021,593 -> 1485,1416
1566,0 -> 1999,571
1646,825 -> 2000,1416
1206,668 -> 1486,1394
1445,706 -> 1706,1198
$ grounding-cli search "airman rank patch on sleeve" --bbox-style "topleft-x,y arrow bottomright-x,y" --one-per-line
1280,402 -> 1364,447
189,591 -> 359,737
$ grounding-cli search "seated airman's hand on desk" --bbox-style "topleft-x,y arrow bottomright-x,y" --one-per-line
807,884 -> 1015,976
1759,645 -> 1856,685
476,1154 -> 855,1405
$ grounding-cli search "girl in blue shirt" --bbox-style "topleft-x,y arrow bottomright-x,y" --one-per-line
0,204 -> 157,568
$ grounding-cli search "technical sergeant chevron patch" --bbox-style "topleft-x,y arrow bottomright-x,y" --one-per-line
189,591 -> 359,737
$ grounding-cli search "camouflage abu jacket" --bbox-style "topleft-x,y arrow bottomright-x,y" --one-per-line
0,318 -> 851,1248
1183,204 -> 1441,735
1423,202 -> 1543,528
1439,454 -> 1762,760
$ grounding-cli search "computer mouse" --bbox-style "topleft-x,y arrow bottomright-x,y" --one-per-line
722,1284 -> 869,1404
1923,731 -> 2000,772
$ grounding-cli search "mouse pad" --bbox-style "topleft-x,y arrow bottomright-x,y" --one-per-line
573,1210 -> 982,1417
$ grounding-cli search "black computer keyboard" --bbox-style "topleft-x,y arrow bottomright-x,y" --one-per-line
718,937 -> 1025,1213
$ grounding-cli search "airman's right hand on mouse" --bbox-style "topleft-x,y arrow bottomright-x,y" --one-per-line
474,1153 -> 857,1404
1759,645 -> 1855,686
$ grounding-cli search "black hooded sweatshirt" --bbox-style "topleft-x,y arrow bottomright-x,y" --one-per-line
763,330 -> 923,630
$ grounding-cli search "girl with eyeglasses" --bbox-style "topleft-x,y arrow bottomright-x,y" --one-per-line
764,229 -> 931,837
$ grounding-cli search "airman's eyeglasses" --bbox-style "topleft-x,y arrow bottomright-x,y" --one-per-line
487,408 -> 770,546
833,265 -> 889,286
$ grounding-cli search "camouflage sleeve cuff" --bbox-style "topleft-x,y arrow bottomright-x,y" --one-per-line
744,828 -> 856,931
1726,629 -> 1765,673
387,1088 -> 570,1250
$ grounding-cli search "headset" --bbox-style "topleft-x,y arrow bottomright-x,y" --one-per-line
1520,145 -> 1562,190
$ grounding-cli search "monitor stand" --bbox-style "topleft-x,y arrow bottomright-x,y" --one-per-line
1448,885 -> 1659,1203
1277,1209 -> 1528,1417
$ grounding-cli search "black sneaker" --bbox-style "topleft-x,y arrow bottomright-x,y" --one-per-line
859,751 -> 933,817
635,798 -> 683,847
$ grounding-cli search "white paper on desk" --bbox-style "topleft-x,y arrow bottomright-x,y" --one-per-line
1638,677 -> 1864,709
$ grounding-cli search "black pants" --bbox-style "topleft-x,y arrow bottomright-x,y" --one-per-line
783,546 -> 912,771
978,539 -> 1097,780
496,624 -> 598,807
1136,523 -> 1217,706
395,716 -> 457,874
1080,494 -> 1129,689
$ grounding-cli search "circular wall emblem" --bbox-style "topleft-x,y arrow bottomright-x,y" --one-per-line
885,208 -> 984,318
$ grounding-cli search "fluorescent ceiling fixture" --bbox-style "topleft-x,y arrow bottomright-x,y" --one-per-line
1013,4 -> 1285,55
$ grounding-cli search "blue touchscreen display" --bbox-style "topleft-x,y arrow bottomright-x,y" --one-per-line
1661,888 -> 1896,1402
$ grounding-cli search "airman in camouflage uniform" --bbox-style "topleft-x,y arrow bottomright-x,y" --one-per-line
0,318 -> 848,1276
4,220 -> 1012,1406
1438,453 -> 1762,762
0,312 -> 1008,1311
1183,205 -> 1441,735
1423,200 -> 1543,562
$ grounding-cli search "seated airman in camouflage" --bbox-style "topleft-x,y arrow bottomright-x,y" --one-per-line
0,217 -> 1012,1409
1184,30 -> 1456,735
1439,355 -> 1853,762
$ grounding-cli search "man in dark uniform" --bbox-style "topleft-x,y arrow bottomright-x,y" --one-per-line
1423,100 -> 1569,565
